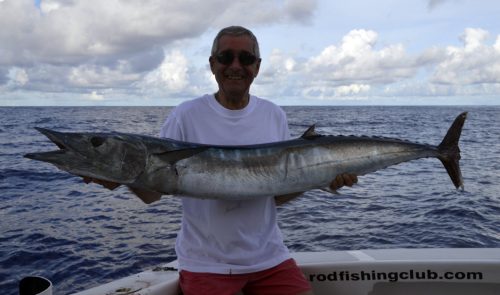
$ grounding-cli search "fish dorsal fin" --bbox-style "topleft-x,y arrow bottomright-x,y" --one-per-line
301,124 -> 320,139
155,147 -> 207,164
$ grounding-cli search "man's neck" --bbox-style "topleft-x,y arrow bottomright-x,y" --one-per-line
215,92 -> 250,110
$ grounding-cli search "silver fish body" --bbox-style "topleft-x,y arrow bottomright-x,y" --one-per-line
25,112 -> 467,203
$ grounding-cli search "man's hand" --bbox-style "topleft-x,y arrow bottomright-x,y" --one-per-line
329,173 -> 358,191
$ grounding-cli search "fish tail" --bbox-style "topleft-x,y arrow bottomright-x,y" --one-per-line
437,112 -> 467,189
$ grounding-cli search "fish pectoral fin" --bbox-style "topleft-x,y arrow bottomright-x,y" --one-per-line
128,186 -> 162,204
81,176 -> 121,190
154,147 -> 207,164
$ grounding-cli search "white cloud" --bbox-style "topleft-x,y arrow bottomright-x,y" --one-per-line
430,28 -> 500,86
260,49 -> 297,81
306,29 -> 417,85
495,36 -> 500,52
255,27 -> 500,102
143,50 -> 189,92
382,28 -> 500,99
255,49 -> 301,99
68,62 -> 141,88
461,28 -> 489,52
39,0 -> 62,13
0,0 -> 316,67
9,68 -> 29,86
137,49 -> 216,99
87,90 -> 104,101
0,0 -> 317,104
282,29 -> 419,101
336,84 -> 371,96
1,0 -> 499,105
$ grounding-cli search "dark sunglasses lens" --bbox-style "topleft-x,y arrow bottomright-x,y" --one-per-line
216,52 -> 234,65
215,51 -> 257,66
239,52 -> 257,65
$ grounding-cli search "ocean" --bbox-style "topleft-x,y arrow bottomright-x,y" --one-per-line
1,106 -> 499,294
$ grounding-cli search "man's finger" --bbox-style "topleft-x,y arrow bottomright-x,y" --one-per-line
330,173 -> 358,190
343,173 -> 358,187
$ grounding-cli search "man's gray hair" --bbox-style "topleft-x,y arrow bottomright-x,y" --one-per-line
211,26 -> 260,58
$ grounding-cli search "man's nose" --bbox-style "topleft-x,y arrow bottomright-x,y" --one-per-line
228,55 -> 243,68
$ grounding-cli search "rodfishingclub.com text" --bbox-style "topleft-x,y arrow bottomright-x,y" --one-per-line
308,269 -> 483,283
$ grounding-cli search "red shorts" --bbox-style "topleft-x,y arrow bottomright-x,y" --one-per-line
179,258 -> 312,295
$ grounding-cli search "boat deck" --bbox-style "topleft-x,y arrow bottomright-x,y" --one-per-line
72,248 -> 500,295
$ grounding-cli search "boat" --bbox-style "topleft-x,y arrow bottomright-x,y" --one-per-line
21,248 -> 500,295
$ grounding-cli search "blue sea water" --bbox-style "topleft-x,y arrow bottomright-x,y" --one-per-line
1,106 -> 499,295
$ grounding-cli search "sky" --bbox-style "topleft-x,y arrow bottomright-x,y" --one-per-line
1,0 -> 500,106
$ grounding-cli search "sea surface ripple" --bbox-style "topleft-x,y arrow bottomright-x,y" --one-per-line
1,106 -> 499,294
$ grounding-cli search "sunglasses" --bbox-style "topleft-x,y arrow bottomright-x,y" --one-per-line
215,50 -> 259,66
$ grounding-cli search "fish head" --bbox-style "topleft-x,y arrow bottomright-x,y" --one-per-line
25,128 -> 147,184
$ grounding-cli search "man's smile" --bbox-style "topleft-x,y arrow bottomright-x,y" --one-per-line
225,72 -> 246,80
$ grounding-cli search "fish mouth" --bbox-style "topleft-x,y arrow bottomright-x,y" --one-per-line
24,149 -> 66,161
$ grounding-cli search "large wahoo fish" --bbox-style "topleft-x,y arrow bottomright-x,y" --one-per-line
25,112 -> 467,204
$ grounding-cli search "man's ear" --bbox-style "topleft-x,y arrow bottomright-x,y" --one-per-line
209,56 -> 215,74
254,58 -> 261,77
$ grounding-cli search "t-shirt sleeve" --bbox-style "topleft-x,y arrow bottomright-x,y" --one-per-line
279,108 -> 291,141
159,110 -> 183,141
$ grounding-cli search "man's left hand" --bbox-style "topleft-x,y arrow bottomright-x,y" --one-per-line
329,173 -> 358,191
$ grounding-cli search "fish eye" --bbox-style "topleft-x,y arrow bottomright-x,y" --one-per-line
90,136 -> 106,148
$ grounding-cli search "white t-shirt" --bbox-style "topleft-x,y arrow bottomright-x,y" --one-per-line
160,94 -> 291,274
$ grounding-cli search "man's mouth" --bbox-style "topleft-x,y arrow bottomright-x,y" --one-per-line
226,74 -> 244,80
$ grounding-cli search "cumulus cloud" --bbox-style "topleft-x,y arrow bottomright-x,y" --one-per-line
0,0 -> 220,66
260,49 -> 297,82
0,0 -> 316,102
0,0 -> 316,66
1,0 -> 499,105
379,28 -> 500,99
68,62 -> 141,88
289,29 -> 419,100
431,28 -> 500,86
335,84 -> 371,96
306,30 -> 417,84
10,68 -> 29,86
137,49 -> 216,99
86,90 -> 104,101
256,27 -> 500,102
142,50 -> 190,93
255,49 -> 301,99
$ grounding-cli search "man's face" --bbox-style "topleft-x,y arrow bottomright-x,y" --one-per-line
209,35 -> 261,102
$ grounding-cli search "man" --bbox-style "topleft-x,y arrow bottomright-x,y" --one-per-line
160,26 -> 357,295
